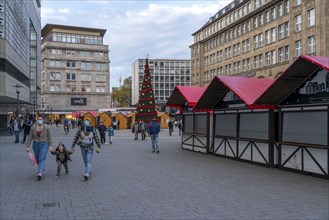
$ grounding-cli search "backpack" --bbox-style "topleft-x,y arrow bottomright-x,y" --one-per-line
80,131 -> 93,146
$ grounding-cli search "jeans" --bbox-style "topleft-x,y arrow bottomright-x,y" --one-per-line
14,130 -> 20,143
169,127 -> 173,136
80,147 -> 93,174
32,142 -> 49,174
150,134 -> 159,151
100,133 -> 105,144
23,131 -> 29,142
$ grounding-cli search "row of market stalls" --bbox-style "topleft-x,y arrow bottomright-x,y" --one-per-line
166,55 -> 329,179
73,111 -> 170,129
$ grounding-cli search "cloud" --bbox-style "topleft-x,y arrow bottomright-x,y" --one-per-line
58,8 -> 70,14
41,0 -> 231,88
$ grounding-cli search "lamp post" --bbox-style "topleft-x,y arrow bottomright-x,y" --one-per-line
13,84 -> 23,118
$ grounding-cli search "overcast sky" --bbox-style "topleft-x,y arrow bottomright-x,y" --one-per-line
41,0 -> 232,89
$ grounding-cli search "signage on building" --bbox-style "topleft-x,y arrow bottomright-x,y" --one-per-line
71,98 -> 87,106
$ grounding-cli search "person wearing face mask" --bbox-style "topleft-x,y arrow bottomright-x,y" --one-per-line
25,114 -> 54,181
70,118 -> 101,181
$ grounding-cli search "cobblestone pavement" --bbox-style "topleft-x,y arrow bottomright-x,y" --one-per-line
1,126 -> 328,220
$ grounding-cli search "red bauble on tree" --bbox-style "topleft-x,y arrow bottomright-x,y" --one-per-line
135,58 -> 157,123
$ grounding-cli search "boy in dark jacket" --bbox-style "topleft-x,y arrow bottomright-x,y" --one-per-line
50,143 -> 72,178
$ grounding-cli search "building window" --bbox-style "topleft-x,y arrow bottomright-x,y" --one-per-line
96,74 -> 105,82
80,50 -> 91,57
295,14 -> 302,32
259,14 -> 264,26
96,63 -> 106,70
308,36 -> 316,53
295,0 -> 301,6
308,8 -> 315,27
81,74 -> 92,81
265,10 -> 270,23
81,85 -> 91,92
295,40 -> 302,56
66,73 -> 76,81
278,3 -> 283,17
81,62 -> 92,69
254,17 -> 258,29
51,48 -> 61,55
271,7 -> 276,20
285,0 -> 290,13
96,86 -> 105,93
279,22 -> 289,39
50,84 -> 60,92
50,72 -> 61,80
50,60 -> 61,67
66,61 -> 76,68
66,49 -> 76,56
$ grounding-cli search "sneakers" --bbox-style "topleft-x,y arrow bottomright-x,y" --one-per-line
152,150 -> 155,153
156,150 -> 159,153
55,174 -> 59,179
37,173 -> 42,181
65,169 -> 68,174
84,173 -> 89,181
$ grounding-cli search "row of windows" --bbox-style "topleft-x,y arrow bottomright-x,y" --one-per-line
202,21 -> 313,68
199,35 -> 316,82
49,84 -> 106,93
48,48 -> 105,57
49,72 -> 106,82
197,0 -> 290,44
198,4 -> 314,55
138,75 -> 191,82
138,69 -> 190,75
51,32 -> 103,45
47,60 -> 107,70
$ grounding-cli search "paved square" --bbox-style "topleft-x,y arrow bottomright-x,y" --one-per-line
1,126 -> 328,219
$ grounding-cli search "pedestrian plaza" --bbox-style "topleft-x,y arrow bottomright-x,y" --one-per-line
0,126 -> 328,220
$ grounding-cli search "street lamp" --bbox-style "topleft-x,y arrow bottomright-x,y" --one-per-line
13,84 -> 23,118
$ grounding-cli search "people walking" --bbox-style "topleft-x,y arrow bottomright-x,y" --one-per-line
148,118 -> 160,153
50,143 -> 72,178
107,126 -> 114,144
63,118 -> 69,135
178,120 -> 182,136
132,121 -> 139,140
13,117 -> 21,143
70,119 -> 101,181
98,121 -> 107,144
117,119 -> 120,130
168,120 -> 173,136
21,118 -> 33,144
139,120 -> 146,140
25,114 -> 53,181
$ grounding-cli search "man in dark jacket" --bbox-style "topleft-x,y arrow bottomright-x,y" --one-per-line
21,118 -> 33,144
148,118 -> 160,153
98,122 -> 107,144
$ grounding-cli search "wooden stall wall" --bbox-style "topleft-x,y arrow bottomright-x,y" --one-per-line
278,107 -> 329,178
181,112 -> 210,153
212,110 -> 278,167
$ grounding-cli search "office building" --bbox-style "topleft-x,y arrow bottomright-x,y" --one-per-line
190,0 -> 329,86
0,0 -> 41,127
41,24 -> 110,120
132,58 -> 191,109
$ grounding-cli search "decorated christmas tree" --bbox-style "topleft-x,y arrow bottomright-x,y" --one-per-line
135,58 -> 157,123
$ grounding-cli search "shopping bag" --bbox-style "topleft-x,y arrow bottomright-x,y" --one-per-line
28,152 -> 37,167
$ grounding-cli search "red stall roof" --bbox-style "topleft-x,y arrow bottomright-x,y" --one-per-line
166,86 -> 206,109
255,55 -> 329,105
193,76 -> 275,111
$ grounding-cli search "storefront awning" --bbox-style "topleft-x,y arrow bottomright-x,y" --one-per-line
166,86 -> 206,109
255,55 -> 329,105
193,76 -> 275,111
